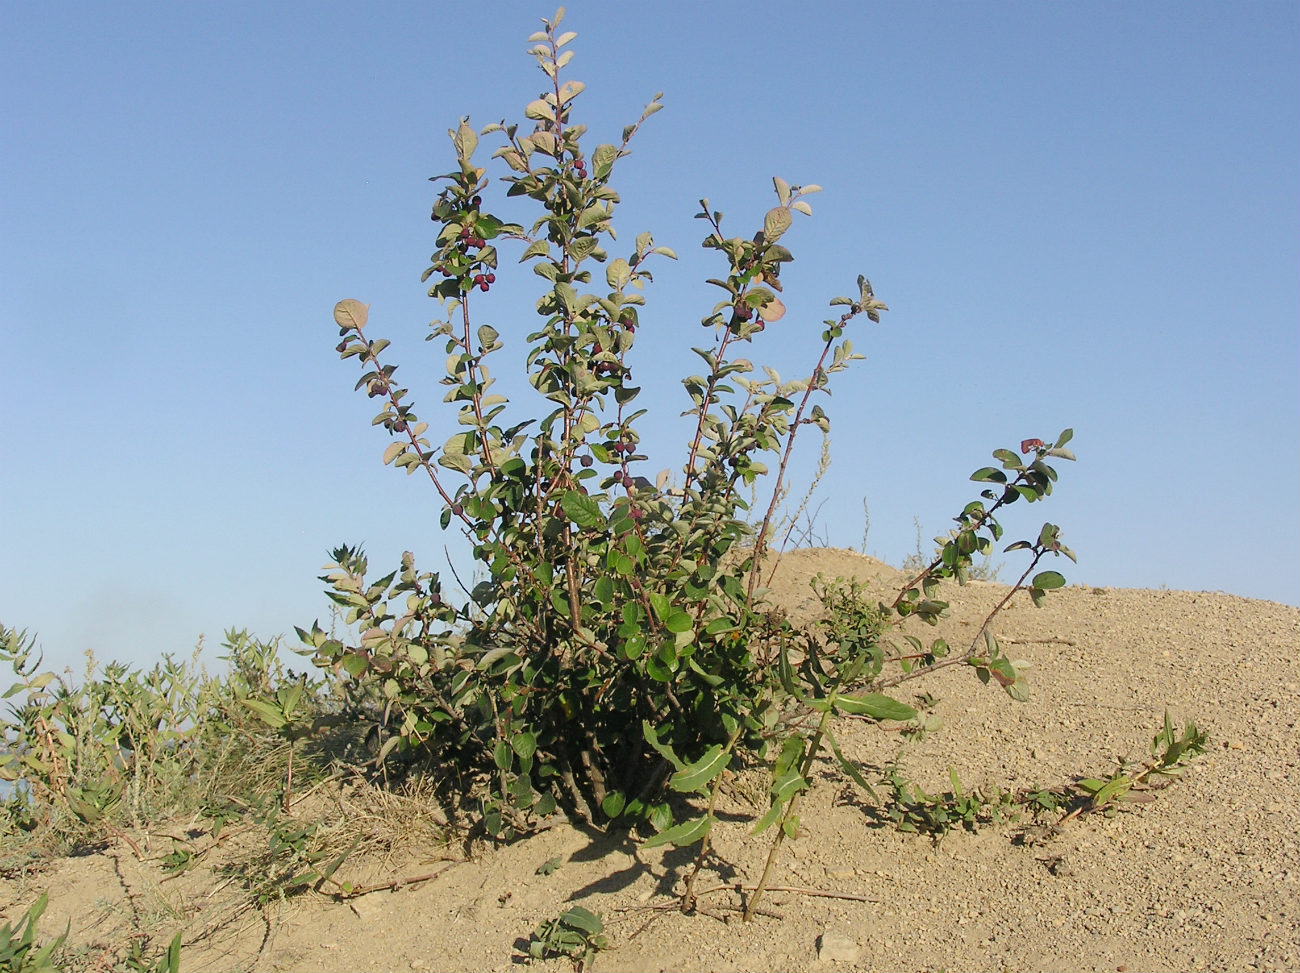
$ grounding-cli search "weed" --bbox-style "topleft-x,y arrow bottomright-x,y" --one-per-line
0,894 -> 66,973
529,906 -> 607,971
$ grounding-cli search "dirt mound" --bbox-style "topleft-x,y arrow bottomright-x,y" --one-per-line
3,548 -> 1296,972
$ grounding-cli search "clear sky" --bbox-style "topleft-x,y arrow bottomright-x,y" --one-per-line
3,1 -> 1297,674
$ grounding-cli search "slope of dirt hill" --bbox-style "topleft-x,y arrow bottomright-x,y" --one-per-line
2,548 -> 1296,972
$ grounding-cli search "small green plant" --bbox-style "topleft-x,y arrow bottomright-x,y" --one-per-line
123,933 -> 182,973
876,710 -> 1208,842
879,764 -> 1022,840
1070,710 -> 1208,819
529,906 -> 607,971
227,798 -> 357,905
0,624 -> 335,855
0,894 -> 66,973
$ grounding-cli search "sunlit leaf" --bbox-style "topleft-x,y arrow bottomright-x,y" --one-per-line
641,813 -> 711,849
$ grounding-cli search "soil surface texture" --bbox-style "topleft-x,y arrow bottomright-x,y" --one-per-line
2,549 -> 1296,972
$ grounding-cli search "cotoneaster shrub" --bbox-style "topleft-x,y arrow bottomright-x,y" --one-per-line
302,7 -> 1107,911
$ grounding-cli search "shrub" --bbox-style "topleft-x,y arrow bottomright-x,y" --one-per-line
0,624 -> 331,847
305,7 -> 1099,913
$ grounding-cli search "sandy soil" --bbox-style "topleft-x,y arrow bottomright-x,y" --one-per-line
2,549 -> 1297,972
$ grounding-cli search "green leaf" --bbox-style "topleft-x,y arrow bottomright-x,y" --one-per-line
1032,570 -> 1066,590
993,448 -> 1022,469
452,117 -> 478,161
970,467 -> 1007,483
752,771 -> 807,835
592,143 -> 618,180
668,745 -> 730,793
764,206 -> 793,241
648,592 -> 670,623
833,692 -> 917,721
439,432 -> 472,473
641,813 -> 711,849
601,792 -> 626,819
664,610 -> 693,634
560,906 -> 604,936
772,176 -> 792,206
623,633 -> 646,659
826,730 -> 877,800
642,720 -> 685,771
524,98 -> 555,122
512,731 -> 538,761
493,739 -> 512,771
241,698 -> 287,729
606,258 -> 632,290
1088,775 -> 1131,806
561,490 -> 604,529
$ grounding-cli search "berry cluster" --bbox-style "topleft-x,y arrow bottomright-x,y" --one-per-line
572,154 -> 586,178
592,340 -> 621,376
731,301 -> 764,331
433,192 -> 497,292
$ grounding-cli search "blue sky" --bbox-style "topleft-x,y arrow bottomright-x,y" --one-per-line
3,1 -> 1297,674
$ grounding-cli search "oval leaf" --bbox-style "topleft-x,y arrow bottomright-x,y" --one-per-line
764,206 -> 793,241
333,299 -> 369,331
641,813 -> 711,849
833,692 -> 917,722
560,490 -> 604,529
668,745 -> 730,793
1032,570 -> 1066,590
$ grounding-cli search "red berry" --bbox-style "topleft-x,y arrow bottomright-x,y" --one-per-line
473,274 -> 484,284
485,273 -> 496,283
612,471 -> 623,483
451,503 -> 463,516
479,282 -> 489,292
472,195 -> 482,206
580,455 -> 593,468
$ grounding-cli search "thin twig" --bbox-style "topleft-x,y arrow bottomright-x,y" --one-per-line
622,881 -> 881,913
330,859 -> 464,898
